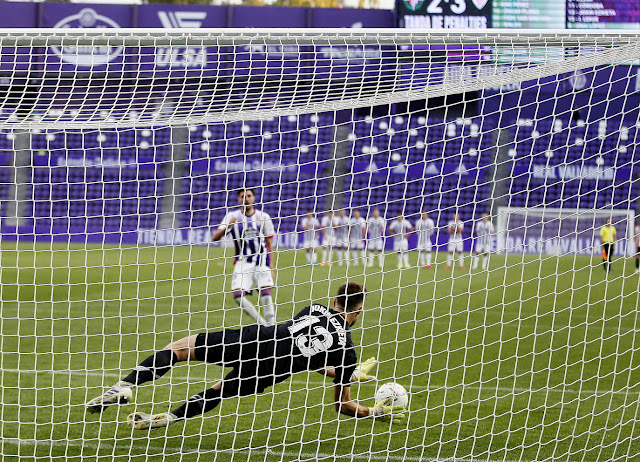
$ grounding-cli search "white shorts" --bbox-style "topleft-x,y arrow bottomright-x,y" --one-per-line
350,240 -> 365,250
303,240 -> 319,250
393,241 -> 409,252
232,260 -> 274,293
322,236 -> 336,247
475,243 -> 491,254
448,241 -> 464,253
417,244 -> 433,252
367,239 -> 384,251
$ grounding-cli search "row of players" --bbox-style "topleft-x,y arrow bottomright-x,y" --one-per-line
206,188 -> 496,327
300,209 -> 494,270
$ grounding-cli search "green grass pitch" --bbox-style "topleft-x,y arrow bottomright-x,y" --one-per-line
1,242 -> 639,461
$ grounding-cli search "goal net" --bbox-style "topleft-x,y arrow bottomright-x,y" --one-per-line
1,29 -> 639,462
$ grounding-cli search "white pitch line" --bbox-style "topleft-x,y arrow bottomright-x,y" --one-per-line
1,438 -> 593,462
2,368 -> 638,397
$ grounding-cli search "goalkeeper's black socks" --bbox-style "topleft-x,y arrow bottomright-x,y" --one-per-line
122,350 -> 178,386
172,387 -> 222,419
636,258 -> 639,269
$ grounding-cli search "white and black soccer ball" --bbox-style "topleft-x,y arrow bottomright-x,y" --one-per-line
375,382 -> 409,408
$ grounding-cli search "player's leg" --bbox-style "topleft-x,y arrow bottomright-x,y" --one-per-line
86,335 -> 197,413
233,262 -> 268,325
127,342 -> 248,430
482,252 -> 489,270
636,246 -> 640,272
608,244 -> 614,272
446,249 -> 453,269
458,243 -> 465,269
402,242 -> 410,267
425,249 -> 432,267
304,244 -> 311,265
257,265 -> 276,326
472,250 -> 480,269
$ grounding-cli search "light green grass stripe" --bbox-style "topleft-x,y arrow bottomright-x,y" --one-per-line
4,368 -> 638,397
2,438 -> 592,462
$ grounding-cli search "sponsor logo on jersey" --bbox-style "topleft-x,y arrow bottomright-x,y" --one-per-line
50,8 -> 122,66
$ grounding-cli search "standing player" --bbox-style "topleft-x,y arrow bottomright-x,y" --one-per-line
349,209 -> 367,266
300,210 -> 320,265
335,209 -> 351,266
321,210 -> 338,266
446,212 -> 465,270
211,188 -> 276,326
366,208 -> 386,267
85,282 -> 406,429
389,213 -> 413,269
600,217 -> 616,273
635,218 -> 640,274
472,213 -> 494,271
415,211 -> 435,269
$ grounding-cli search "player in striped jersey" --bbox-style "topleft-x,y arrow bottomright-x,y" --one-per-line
389,213 -> 413,269
349,209 -> 367,266
446,212 -> 465,270
415,211 -> 435,269
300,210 -> 320,265
335,209 -> 351,266
211,188 -> 276,326
472,213 -> 494,270
366,208 -> 386,267
321,211 -> 339,266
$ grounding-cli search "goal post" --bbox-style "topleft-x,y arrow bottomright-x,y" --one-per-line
496,207 -> 636,257
0,28 -> 639,462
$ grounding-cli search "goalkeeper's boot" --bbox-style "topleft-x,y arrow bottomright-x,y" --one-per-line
127,412 -> 179,430
86,384 -> 133,414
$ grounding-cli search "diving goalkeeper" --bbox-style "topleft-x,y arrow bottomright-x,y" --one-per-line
86,282 -> 406,429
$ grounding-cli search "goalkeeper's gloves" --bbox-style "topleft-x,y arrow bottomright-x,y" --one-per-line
351,357 -> 378,382
370,397 -> 407,423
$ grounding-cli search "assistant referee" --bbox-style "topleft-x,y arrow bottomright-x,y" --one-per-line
600,218 -> 616,273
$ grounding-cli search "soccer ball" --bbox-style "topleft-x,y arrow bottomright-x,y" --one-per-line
375,382 -> 409,408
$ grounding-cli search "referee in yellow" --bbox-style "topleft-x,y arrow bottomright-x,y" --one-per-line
600,217 -> 616,273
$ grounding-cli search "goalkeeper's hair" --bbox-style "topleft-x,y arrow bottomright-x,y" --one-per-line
336,282 -> 366,313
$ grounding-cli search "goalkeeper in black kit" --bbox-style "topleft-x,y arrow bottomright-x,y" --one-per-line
86,282 -> 406,429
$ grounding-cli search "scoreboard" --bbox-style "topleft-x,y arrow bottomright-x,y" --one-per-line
493,1 -> 565,29
567,0 -> 640,29
399,0 -> 640,29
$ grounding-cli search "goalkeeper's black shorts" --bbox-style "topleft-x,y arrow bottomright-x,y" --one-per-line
194,328 -> 288,396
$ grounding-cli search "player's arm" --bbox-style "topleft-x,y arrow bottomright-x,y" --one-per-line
334,384 -> 371,418
265,236 -> 273,267
333,385 -> 406,422
211,216 -> 237,242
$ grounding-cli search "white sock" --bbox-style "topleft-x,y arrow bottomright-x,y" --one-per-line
426,253 -> 432,266
344,250 -> 350,264
447,254 -> 453,266
472,255 -> 479,269
337,249 -> 343,264
378,253 -> 384,267
261,294 -> 276,326
237,297 -> 267,325
306,251 -> 311,264
322,249 -> 328,263
397,254 -> 402,267
403,253 -> 409,266
482,256 -> 488,269
458,254 -> 464,268
312,251 -> 317,264
361,250 -> 367,265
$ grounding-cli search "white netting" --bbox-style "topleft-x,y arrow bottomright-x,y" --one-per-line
1,29 -> 639,462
